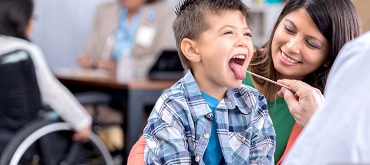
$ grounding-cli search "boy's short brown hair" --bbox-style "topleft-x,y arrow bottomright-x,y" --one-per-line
173,0 -> 252,70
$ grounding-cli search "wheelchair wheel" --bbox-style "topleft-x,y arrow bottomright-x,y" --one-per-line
0,118 -> 114,165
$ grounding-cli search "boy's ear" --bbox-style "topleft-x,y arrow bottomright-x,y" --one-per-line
180,38 -> 201,62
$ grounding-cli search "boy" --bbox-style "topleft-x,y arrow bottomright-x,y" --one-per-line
143,0 -> 276,164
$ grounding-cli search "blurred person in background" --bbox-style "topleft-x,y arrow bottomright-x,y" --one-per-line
78,0 -> 175,77
0,0 -> 92,153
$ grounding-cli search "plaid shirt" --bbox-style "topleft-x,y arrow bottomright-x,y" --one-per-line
144,71 -> 275,165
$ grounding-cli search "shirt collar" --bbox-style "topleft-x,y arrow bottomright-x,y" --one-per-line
181,71 -> 210,121
181,71 -> 251,121
224,88 -> 253,115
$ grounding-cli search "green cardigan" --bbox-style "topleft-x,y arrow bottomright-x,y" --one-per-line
242,74 -> 295,163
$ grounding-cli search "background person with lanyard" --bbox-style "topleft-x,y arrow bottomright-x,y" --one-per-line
76,0 -> 175,156
78,0 -> 175,77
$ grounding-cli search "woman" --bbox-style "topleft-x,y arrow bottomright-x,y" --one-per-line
245,0 -> 360,163
127,0 -> 361,164
0,0 -> 92,152
78,0 -> 175,77
281,31 -> 370,164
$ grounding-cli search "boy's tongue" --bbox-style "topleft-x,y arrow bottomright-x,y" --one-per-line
229,62 -> 245,80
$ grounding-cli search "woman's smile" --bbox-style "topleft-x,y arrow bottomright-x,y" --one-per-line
279,50 -> 301,66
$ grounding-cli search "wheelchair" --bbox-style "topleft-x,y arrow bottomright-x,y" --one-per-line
0,50 -> 114,165
0,111 -> 114,165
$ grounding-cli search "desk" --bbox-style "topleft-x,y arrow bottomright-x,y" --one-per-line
55,70 -> 177,159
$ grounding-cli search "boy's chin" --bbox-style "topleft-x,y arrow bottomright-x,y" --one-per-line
228,80 -> 243,88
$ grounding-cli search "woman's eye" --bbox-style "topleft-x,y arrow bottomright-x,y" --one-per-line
306,40 -> 319,49
284,25 -> 295,34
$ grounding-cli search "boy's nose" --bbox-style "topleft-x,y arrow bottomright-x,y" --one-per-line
236,36 -> 248,47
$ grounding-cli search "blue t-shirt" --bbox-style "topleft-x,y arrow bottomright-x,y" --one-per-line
201,91 -> 225,165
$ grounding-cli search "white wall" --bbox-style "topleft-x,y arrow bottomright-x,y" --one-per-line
31,0 -> 281,70
31,0 -> 177,70
31,0 -> 115,70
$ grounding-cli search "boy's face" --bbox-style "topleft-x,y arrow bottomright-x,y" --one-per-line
191,10 -> 253,93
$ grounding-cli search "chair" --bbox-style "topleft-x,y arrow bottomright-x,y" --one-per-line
127,135 -> 146,165
0,50 -> 42,151
0,50 -> 114,165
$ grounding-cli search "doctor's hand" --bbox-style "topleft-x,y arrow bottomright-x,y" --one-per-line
277,79 -> 324,128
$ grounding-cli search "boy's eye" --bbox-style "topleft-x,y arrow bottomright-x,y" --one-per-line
223,31 -> 233,35
284,25 -> 295,34
244,32 -> 252,37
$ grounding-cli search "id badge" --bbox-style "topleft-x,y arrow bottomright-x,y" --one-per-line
135,26 -> 156,48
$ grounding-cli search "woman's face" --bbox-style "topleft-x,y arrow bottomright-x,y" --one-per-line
121,0 -> 146,11
271,8 -> 329,80
25,18 -> 34,38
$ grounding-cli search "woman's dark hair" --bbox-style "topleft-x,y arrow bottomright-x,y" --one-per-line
250,0 -> 361,100
0,0 -> 34,40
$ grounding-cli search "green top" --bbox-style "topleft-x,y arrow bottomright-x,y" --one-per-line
242,74 -> 295,164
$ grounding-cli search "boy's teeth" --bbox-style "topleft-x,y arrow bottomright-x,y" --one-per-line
233,55 -> 246,59
281,52 -> 299,64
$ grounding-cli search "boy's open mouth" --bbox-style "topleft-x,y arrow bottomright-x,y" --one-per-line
229,54 -> 246,80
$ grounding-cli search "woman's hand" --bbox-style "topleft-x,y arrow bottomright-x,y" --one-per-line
97,59 -> 117,71
78,56 -> 96,69
72,125 -> 92,143
277,79 -> 324,128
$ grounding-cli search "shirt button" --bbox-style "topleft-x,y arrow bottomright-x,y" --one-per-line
241,137 -> 246,142
203,133 -> 210,139
206,113 -> 213,119
195,155 -> 200,162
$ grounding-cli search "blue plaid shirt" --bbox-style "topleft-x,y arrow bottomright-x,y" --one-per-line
144,71 -> 276,165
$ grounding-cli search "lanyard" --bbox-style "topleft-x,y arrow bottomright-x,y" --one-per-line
112,8 -> 141,60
